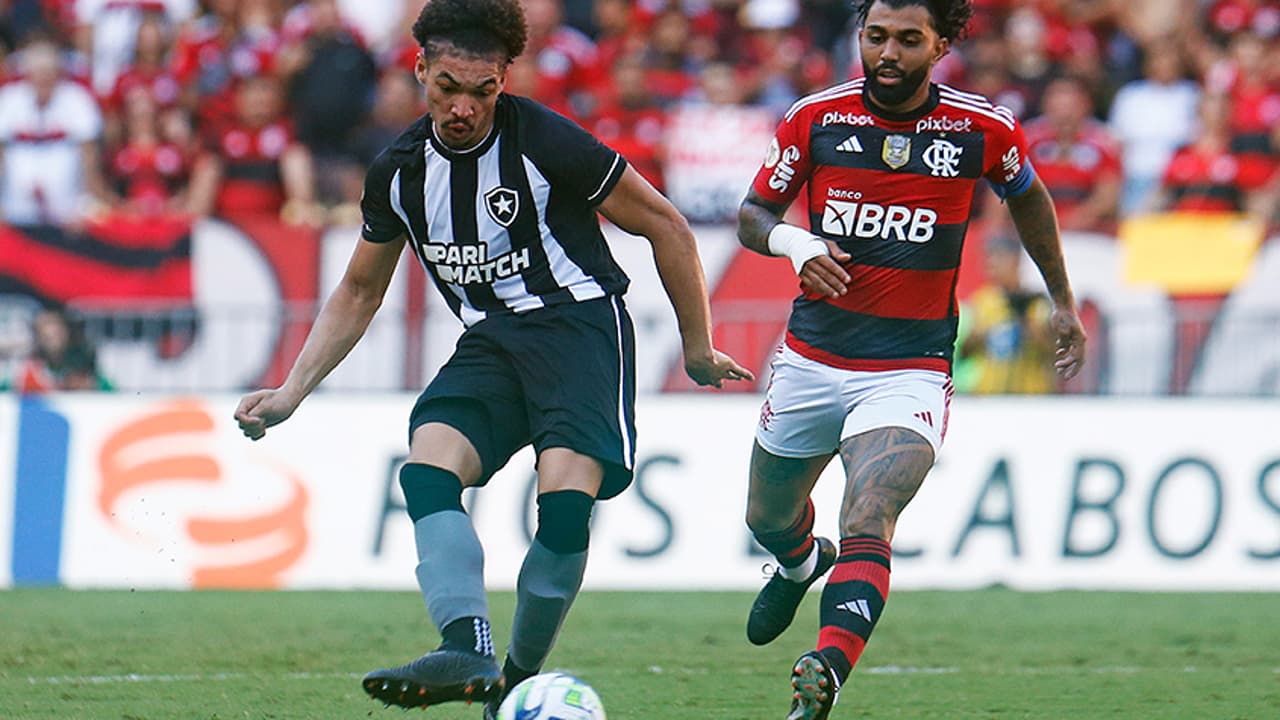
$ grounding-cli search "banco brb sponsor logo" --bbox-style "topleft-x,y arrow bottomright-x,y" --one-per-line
97,399 -> 309,588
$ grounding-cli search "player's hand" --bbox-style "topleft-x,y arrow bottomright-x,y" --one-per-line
799,240 -> 852,298
234,388 -> 301,441
1050,306 -> 1086,381
684,348 -> 755,389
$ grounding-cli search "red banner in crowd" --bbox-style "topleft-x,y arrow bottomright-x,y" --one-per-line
0,214 -> 194,305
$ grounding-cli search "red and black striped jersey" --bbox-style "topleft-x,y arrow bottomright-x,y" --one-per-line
750,79 -> 1035,374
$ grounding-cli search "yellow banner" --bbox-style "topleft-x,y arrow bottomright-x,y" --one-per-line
1120,212 -> 1264,294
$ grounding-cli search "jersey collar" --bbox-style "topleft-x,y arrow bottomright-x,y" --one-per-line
428,97 -> 505,159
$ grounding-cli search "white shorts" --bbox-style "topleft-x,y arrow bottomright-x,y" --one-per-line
755,345 -> 953,458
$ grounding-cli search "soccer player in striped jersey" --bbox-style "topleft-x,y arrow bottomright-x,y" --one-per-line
233,0 -> 752,712
736,1 -> 1086,717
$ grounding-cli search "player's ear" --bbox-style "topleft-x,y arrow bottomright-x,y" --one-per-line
414,50 -> 428,85
935,38 -> 950,63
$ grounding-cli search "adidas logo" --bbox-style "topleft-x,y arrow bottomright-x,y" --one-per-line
836,135 -> 863,153
835,598 -> 873,621
914,410 -> 933,427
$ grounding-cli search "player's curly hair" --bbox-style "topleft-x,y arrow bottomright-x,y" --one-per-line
412,0 -> 528,64
853,0 -> 974,43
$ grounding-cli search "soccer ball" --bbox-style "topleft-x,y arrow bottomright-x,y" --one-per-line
496,672 -> 606,720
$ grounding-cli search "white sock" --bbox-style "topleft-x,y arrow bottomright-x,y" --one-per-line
779,541 -> 819,582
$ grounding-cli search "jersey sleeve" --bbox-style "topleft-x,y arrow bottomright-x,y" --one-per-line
0,87 -> 16,141
523,103 -> 628,206
1237,154 -> 1278,191
1160,147 -> 1189,186
983,111 -> 1036,199
359,149 -> 406,243
168,32 -> 199,84
749,111 -> 812,208
66,86 -> 103,142
1097,137 -> 1123,181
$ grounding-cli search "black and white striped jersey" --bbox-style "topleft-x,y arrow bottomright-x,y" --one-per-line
360,94 -> 631,326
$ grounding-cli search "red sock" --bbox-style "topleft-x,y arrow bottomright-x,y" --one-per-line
752,499 -> 816,568
816,535 -> 891,679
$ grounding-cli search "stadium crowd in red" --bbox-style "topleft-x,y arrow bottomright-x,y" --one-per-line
0,0 -> 1276,232
0,0 -> 1274,230
0,0 -> 1276,399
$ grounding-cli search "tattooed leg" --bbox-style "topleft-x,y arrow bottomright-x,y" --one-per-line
812,427 -> 935,681
836,427 -> 935,540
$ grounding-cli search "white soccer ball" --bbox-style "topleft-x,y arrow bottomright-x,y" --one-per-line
496,672 -> 606,720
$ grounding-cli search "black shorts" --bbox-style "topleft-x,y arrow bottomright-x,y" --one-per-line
409,295 -> 637,500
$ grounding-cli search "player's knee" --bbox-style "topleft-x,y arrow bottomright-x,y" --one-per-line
400,463 -> 465,522
745,503 -> 792,536
535,490 -> 594,554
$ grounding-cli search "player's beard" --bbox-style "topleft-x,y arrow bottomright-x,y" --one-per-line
862,59 -> 930,109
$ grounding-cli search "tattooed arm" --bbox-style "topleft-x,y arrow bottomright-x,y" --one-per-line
1005,176 -> 1087,380
737,190 -> 788,255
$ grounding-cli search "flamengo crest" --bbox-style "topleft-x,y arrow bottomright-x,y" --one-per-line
484,186 -> 519,227
922,138 -> 963,177
882,134 -> 911,170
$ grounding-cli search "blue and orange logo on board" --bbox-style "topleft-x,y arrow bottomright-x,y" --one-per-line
96,399 -> 309,589
11,398 -> 308,589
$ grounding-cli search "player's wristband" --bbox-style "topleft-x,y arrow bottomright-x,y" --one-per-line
767,223 -> 829,275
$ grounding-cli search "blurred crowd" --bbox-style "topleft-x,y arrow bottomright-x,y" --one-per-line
1,0 -> 1278,395
0,0 -> 1276,232
0,303 -> 111,391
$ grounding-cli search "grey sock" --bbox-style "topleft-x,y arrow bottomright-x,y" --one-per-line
508,539 -> 587,671
413,510 -> 488,633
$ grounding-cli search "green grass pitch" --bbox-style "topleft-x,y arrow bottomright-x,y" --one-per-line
2,589 -> 1277,719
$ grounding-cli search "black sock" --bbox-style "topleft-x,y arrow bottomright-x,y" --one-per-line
752,499 -> 816,569
819,647 -> 851,684
502,655 -> 537,691
440,616 -> 494,656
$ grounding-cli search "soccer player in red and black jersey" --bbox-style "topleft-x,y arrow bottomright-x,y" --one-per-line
736,2 -> 1086,717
